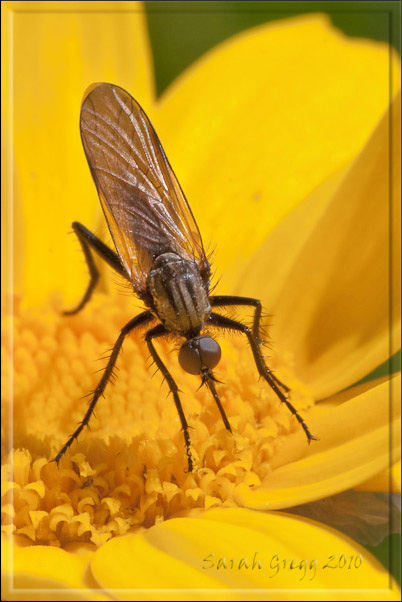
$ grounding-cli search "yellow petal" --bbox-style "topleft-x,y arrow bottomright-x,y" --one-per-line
155,15 -> 399,293
235,375 -> 400,510
4,1 -> 154,306
91,531 -> 234,601
1,535 -> 108,600
248,90 -> 400,398
92,507 -> 400,599
355,461 -> 401,493
235,165 -> 347,315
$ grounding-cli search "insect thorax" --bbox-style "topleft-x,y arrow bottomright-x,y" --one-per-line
147,253 -> 211,335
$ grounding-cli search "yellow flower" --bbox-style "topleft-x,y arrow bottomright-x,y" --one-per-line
1,2 -> 400,599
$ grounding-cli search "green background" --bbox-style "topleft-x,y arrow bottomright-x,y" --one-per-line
145,0 -> 400,96
144,0 -> 401,583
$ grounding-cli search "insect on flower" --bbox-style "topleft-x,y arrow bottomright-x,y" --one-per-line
53,82 -> 317,471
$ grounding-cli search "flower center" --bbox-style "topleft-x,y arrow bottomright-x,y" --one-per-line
2,293 -> 314,547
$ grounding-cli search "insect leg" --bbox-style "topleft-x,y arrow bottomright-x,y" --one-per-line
201,369 -> 232,433
210,295 -> 289,393
52,310 -> 153,464
208,312 -> 317,443
64,221 -> 129,315
210,295 -> 262,339
145,324 -> 194,472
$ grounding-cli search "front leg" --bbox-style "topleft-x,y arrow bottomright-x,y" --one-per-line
210,295 -> 289,393
208,312 -> 317,443
146,325 -> 194,472
201,368 -> 232,433
210,295 -> 262,340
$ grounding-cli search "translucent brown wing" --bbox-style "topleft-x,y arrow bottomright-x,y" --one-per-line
80,82 -> 209,294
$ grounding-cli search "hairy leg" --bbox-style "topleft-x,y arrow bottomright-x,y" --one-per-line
52,310 -> 153,464
210,295 -> 289,393
208,312 -> 317,443
146,324 -> 195,472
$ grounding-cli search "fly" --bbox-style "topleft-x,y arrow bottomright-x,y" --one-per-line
53,83 -> 317,471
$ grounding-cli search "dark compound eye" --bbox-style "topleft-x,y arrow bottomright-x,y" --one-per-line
178,336 -> 221,375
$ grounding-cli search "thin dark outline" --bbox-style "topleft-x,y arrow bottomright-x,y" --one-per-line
3,0 -> 400,597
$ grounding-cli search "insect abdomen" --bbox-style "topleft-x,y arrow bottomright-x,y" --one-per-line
147,253 -> 211,335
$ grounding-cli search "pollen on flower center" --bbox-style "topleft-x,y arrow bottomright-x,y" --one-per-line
2,293 -> 314,547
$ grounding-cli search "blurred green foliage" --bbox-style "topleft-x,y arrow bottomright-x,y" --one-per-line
366,533 -> 401,586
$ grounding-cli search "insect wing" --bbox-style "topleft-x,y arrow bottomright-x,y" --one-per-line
80,83 -> 208,292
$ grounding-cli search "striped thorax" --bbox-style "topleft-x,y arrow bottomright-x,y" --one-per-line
147,253 -> 211,335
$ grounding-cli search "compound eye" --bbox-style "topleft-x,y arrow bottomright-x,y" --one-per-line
198,336 -> 221,370
178,339 -> 202,375
178,336 -> 221,375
